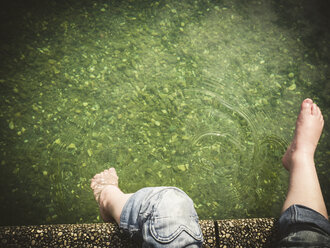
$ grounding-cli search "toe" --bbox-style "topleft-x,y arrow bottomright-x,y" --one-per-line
304,98 -> 313,104
93,173 -> 101,179
109,168 -> 118,177
91,181 -> 98,189
317,106 -> 321,116
301,99 -> 312,113
312,103 -> 318,115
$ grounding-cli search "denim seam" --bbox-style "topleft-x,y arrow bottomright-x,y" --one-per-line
293,204 -> 297,224
149,218 -> 203,243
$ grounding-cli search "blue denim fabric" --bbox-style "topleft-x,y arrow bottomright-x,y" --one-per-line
120,187 -> 203,248
277,204 -> 330,247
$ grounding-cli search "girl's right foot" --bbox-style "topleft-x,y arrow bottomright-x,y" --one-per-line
282,98 -> 324,170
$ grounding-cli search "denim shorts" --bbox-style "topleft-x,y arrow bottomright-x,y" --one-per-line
277,204 -> 330,247
119,187 -> 203,247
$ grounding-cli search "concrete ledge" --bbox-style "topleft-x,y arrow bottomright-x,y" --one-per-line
0,218 -> 277,247
216,218 -> 277,247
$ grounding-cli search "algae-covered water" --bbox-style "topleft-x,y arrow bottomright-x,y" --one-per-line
0,0 -> 329,225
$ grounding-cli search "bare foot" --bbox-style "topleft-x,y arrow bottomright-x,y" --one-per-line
91,168 -> 119,202
282,98 -> 324,170
90,168 -> 119,222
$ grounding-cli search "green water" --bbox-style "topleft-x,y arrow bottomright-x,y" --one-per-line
0,0 -> 329,225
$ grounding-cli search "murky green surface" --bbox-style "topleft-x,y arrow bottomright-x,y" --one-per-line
0,0 -> 329,225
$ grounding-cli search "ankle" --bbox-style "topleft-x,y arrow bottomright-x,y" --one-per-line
288,151 -> 315,169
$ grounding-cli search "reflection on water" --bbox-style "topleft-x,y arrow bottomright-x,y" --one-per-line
0,0 -> 329,225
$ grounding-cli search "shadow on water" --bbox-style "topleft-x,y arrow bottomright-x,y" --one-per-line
270,0 -> 330,108
271,0 -> 330,213
233,0 -> 330,214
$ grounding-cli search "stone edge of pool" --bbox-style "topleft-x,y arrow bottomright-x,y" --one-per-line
0,218 -> 278,247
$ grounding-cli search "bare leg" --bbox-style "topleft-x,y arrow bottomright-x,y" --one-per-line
90,168 -> 133,224
282,98 -> 328,219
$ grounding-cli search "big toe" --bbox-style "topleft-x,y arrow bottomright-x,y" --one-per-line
303,98 -> 313,104
301,98 -> 313,113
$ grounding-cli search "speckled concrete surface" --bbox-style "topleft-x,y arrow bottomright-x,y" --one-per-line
0,219 -> 277,247
216,218 -> 277,247
200,220 -> 217,247
0,223 -> 135,248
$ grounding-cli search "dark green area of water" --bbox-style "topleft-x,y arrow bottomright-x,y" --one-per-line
0,0 -> 329,225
